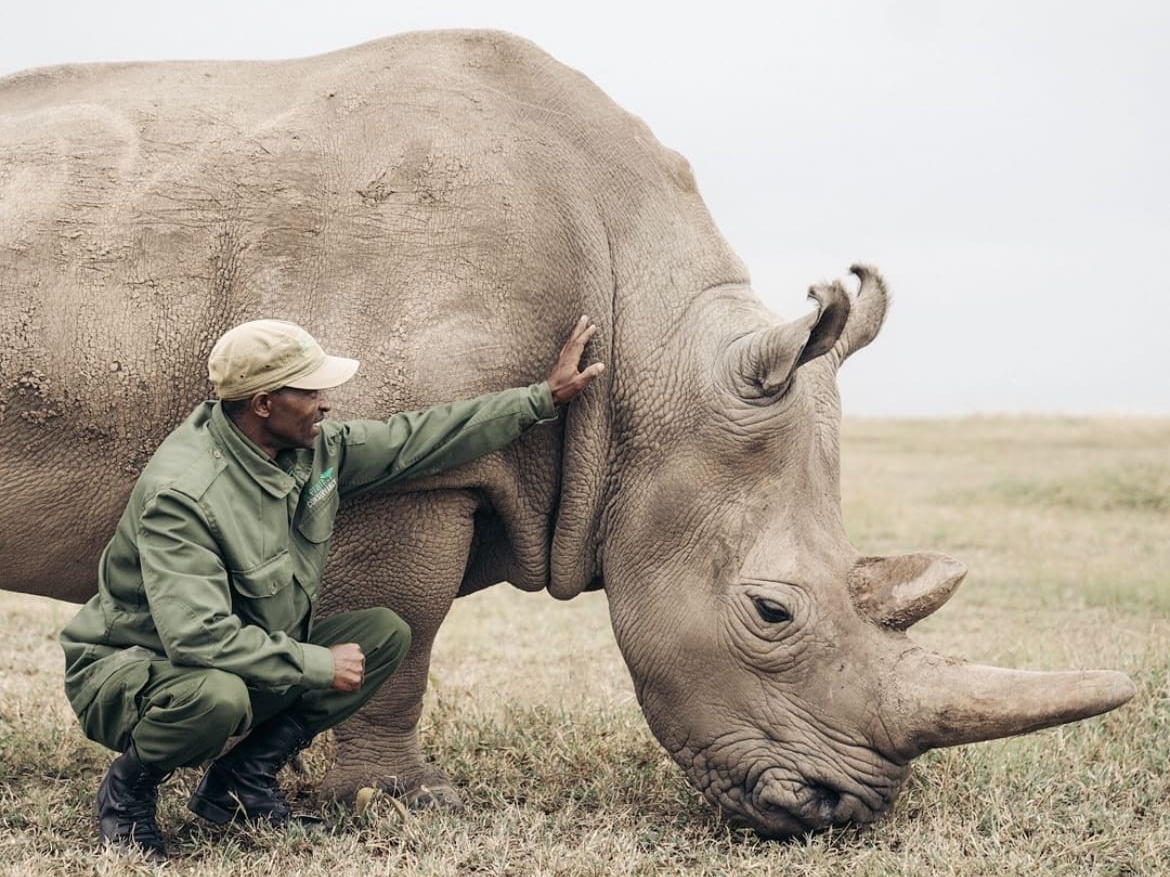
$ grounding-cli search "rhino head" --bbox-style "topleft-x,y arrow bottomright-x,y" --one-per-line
591,265 -> 1134,837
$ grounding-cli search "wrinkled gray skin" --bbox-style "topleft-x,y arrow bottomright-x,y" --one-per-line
0,30 -> 1134,838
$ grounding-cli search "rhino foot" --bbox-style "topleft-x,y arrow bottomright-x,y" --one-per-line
319,762 -> 464,812
399,779 -> 464,811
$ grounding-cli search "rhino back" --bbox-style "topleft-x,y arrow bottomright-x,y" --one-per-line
0,30 -> 742,601
4,33 -> 621,428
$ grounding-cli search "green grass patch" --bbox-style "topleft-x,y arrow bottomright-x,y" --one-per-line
974,464 -> 1169,514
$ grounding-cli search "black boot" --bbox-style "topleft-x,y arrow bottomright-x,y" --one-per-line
96,742 -> 170,861
187,712 -> 326,830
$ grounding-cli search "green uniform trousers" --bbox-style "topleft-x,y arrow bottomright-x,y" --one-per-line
77,607 -> 410,771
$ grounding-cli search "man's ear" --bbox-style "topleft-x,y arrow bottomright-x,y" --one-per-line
248,391 -> 274,419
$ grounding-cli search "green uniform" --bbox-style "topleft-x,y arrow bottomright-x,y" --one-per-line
61,383 -> 556,769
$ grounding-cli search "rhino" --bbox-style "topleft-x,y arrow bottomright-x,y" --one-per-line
0,30 -> 1135,838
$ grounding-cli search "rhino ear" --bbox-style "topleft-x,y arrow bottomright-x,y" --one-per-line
725,281 -> 851,400
849,552 -> 967,630
830,264 -> 890,369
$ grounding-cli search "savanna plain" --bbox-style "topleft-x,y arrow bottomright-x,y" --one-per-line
1,417 -> 1167,876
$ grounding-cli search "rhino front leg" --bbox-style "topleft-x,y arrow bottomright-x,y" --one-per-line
316,489 -> 478,808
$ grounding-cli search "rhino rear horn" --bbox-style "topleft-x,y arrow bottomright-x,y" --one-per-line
849,552 -> 967,630
726,280 -> 851,400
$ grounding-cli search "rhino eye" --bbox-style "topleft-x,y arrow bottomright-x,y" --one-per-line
753,597 -> 792,624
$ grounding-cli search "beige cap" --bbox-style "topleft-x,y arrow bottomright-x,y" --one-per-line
208,319 -> 360,401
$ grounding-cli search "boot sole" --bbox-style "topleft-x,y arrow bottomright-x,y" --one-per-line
188,792 -> 303,827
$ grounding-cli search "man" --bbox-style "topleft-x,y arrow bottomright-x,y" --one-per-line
59,316 -> 604,860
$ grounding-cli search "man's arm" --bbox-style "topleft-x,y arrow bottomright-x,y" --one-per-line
336,316 -> 605,493
138,489 -> 337,693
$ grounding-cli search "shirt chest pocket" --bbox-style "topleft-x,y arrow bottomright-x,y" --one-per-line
296,490 -> 338,545
229,552 -> 299,632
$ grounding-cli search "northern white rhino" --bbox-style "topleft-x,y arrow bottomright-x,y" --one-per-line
0,30 -> 1134,837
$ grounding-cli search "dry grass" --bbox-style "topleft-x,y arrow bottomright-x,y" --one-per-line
1,417 -> 1167,876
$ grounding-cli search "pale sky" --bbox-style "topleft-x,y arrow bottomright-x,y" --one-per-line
2,0 -> 1167,416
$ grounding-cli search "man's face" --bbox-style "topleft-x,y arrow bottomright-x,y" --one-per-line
265,387 -> 331,450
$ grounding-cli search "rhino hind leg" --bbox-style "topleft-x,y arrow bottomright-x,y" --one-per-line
316,489 -> 480,808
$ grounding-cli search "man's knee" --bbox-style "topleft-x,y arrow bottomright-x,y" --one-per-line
363,607 -> 412,664
341,607 -> 411,676
155,668 -> 252,738
129,666 -> 252,769
308,606 -> 411,683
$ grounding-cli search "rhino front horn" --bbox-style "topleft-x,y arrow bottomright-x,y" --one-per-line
886,651 -> 1137,760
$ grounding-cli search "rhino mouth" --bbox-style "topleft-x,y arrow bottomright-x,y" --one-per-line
662,712 -> 911,837
697,749 -> 910,838
747,769 -> 880,835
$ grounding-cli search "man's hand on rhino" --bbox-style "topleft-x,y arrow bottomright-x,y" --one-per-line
548,315 -> 605,405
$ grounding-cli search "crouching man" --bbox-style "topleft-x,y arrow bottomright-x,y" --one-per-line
59,316 -> 604,860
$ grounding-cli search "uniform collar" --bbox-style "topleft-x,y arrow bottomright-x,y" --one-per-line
207,402 -> 298,498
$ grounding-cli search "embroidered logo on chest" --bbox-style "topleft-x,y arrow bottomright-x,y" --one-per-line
305,467 -> 338,511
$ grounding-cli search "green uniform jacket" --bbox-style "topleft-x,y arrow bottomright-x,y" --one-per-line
60,383 -> 556,720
